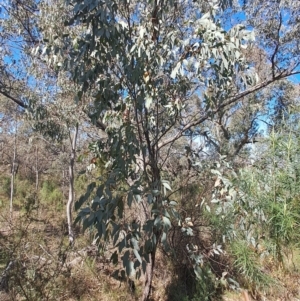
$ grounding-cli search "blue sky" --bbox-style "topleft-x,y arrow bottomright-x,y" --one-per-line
1,0 -> 299,137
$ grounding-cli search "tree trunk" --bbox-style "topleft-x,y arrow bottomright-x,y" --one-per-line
140,166 -> 161,301
141,249 -> 156,301
138,197 -> 156,301
67,123 -> 78,245
10,170 -> 14,221
0,261 -> 15,292
10,121 -> 17,222
129,152 -> 160,301
35,145 -> 39,191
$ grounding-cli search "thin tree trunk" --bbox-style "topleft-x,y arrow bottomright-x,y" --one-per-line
139,198 -> 155,301
67,123 -> 78,245
35,145 -> 39,191
10,166 -> 14,221
35,144 -> 40,219
0,261 -> 15,292
129,153 -> 159,301
141,249 -> 157,301
140,209 -> 160,301
10,120 -> 17,222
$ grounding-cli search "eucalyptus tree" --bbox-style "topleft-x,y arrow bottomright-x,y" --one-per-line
196,0 -> 300,161
2,0 -> 300,299
0,0 -> 94,244
243,0 -> 300,76
35,1 -> 285,299
38,0 -> 300,298
0,98 -> 20,219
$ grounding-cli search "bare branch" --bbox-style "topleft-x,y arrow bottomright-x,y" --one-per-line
271,12 -> 282,78
0,91 -> 27,109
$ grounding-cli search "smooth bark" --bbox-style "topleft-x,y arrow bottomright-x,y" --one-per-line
10,120 -> 17,221
67,123 -> 78,245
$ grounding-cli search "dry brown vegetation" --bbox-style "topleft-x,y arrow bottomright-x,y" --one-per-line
1,186 -> 300,301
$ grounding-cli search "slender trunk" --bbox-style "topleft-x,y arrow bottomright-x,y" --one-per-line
141,248 -> 157,301
10,121 -> 17,222
10,166 -> 14,221
35,145 -> 39,191
67,124 -> 78,245
35,144 -> 40,218
138,198 -> 156,301
62,169 -> 65,195
127,153 -> 156,301
0,260 -> 15,292
140,165 -> 161,301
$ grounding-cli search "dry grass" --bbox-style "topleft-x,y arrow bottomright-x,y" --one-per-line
1,198 -> 300,301
0,204 -> 143,301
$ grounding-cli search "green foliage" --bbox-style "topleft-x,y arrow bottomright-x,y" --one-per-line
0,176 -> 11,199
15,178 -> 34,199
190,266 -> 219,301
74,174 -> 90,196
205,117 -> 300,291
229,240 -> 270,289
0,176 -> 37,209
29,0 -> 300,298
39,180 -> 63,208
236,126 -> 300,263
1,0 -> 300,299
167,265 -> 220,301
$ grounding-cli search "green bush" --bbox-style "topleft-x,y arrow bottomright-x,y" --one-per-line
39,180 -> 63,208
229,240 -> 270,290
167,265 -> 219,301
15,177 -> 34,198
0,176 -> 11,198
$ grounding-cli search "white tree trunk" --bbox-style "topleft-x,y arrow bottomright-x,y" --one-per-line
67,123 -> 78,245
10,120 -> 17,222
10,167 -> 14,221
35,145 -> 39,191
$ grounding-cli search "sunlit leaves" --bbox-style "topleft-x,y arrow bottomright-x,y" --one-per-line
43,0 -> 299,290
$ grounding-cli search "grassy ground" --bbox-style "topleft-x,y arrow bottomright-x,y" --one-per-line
1,178 -> 300,300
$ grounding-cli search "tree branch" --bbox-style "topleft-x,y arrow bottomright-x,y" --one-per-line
0,91 -> 27,109
271,12 -> 282,78
158,68 -> 300,150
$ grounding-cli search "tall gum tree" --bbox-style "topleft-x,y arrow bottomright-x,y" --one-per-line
1,0 -> 299,299
37,0 -> 300,300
